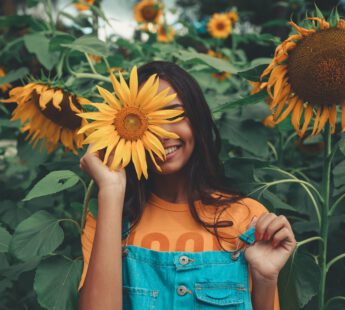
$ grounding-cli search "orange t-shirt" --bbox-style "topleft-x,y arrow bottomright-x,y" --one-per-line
78,192 -> 280,309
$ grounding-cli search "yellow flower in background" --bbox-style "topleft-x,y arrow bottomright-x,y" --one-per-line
227,11 -> 239,24
208,50 -> 231,81
207,13 -> 232,39
74,0 -> 95,11
134,0 -> 162,24
0,67 -> 11,92
157,24 -> 175,43
1,83 -> 87,153
260,17 -> 345,138
77,66 -> 184,180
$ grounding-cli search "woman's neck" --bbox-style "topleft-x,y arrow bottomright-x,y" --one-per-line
151,170 -> 189,203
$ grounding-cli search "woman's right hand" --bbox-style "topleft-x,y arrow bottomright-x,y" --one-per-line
79,144 -> 126,192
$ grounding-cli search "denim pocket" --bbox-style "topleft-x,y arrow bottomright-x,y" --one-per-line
194,282 -> 246,309
123,286 -> 159,310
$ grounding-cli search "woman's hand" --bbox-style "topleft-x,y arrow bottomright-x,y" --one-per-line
79,144 -> 126,191
244,213 -> 297,282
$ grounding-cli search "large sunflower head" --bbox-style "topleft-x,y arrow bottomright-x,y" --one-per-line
1,82 -> 88,154
74,0 -> 95,11
260,15 -> 345,138
77,66 -> 184,180
134,0 -> 163,24
207,13 -> 232,39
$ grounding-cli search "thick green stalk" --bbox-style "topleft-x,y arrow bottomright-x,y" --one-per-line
80,180 -> 95,231
318,123 -> 332,309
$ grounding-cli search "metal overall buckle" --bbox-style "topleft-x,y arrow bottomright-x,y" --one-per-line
231,226 -> 256,261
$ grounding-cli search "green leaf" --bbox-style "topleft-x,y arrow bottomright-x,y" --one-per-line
34,255 -> 82,310
212,90 -> 268,113
238,64 -> 268,82
24,33 -> 59,70
261,190 -> 298,212
173,50 -> 239,73
279,250 -> 321,310
10,211 -> 64,260
0,256 -> 41,280
314,4 -> 324,19
23,170 -> 80,201
89,198 -> 98,219
339,138 -> 345,156
220,117 -> 269,157
61,35 -> 110,56
0,67 -> 28,85
0,226 -> 11,253
49,34 -> 75,52
328,7 -> 340,27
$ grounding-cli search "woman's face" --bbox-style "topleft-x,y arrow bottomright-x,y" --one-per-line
150,79 -> 195,175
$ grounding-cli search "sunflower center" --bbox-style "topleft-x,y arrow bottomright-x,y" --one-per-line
216,22 -> 225,31
287,28 -> 345,106
33,89 -> 82,130
114,106 -> 148,140
141,5 -> 158,22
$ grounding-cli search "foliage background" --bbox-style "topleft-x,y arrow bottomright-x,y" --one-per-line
0,0 -> 345,309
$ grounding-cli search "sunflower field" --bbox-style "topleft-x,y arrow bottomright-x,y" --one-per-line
1,0 -> 345,309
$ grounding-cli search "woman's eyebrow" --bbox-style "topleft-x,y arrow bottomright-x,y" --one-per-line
162,103 -> 184,109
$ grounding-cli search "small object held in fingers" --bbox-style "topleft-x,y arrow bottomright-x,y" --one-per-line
239,226 -> 256,245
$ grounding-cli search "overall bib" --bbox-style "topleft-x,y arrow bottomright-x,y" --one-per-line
121,217 -> 255,310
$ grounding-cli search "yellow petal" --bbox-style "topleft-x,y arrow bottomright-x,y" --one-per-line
69,96 -> 82,113
110,71 -> 127,106
291,99 -> 303,135
129,66 -> 138,105
311,106 -> 322,137
275,96 -> 298,124
110,138 -> 125,170
315,106 -> 329,136
148,125 -> 179,139
131,140 -> 142,179
78,121 -> 110,134
143,131 -> 165,160
52,90 -> 64,111
96,85 -> 122,110
39,89 -> 54,110
148,109 -> 184,120
103,133 -> 120,164
149,116 -> 185,125
134,74 -> 157,107
118,71 -> 131,105
83,126 -> 114,144
77,112 -> 114,121
329,104 -> 337,134
136,139 -> 148,179
300,104 -> 313,138
121,140 -> 132,168
148,149 -> 162,172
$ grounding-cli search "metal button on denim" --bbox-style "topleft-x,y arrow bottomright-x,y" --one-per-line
177,285 -> 188,296
179,255 -> 189,265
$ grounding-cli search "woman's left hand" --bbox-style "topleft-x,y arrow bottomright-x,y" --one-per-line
244,213 -> 297,282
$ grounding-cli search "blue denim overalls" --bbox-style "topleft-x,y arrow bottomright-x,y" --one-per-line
121,217 -> 256,310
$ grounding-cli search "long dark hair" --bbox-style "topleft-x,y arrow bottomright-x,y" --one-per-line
122,61 -> 247,252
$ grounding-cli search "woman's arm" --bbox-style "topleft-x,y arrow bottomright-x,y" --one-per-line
251,272 -> 277,310
78,187 -> 125,309
78,146 -> 127,309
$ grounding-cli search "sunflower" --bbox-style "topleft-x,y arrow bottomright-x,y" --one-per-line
1,83 -> 87,153
157,24 -> 175,43
207,13 -> 232,39
77,66 -> 184,180
260,16 -> 345,137
227,11 -> 239,24
134,0 -> 162,24
0,67 -> 11,92
74,0 -> 95,11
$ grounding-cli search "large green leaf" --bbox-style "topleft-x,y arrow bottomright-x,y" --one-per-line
219,117 -> 269,157
238,64 -> 268,82
0,67 -> 29,85
23,170 -> 80,201
174,49 -> 239,73
10,211 -> 64,260
61,35 -> 110,56
0,226 -> 11,253
279,250 -> 321,310
24,33 -> 59,70
34,255 -> 82,310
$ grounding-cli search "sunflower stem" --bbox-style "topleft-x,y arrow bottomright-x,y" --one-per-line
80,180 -> 95,231
318,123 -> 332,310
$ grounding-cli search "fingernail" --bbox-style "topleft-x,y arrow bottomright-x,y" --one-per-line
264,232 -> 269,240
